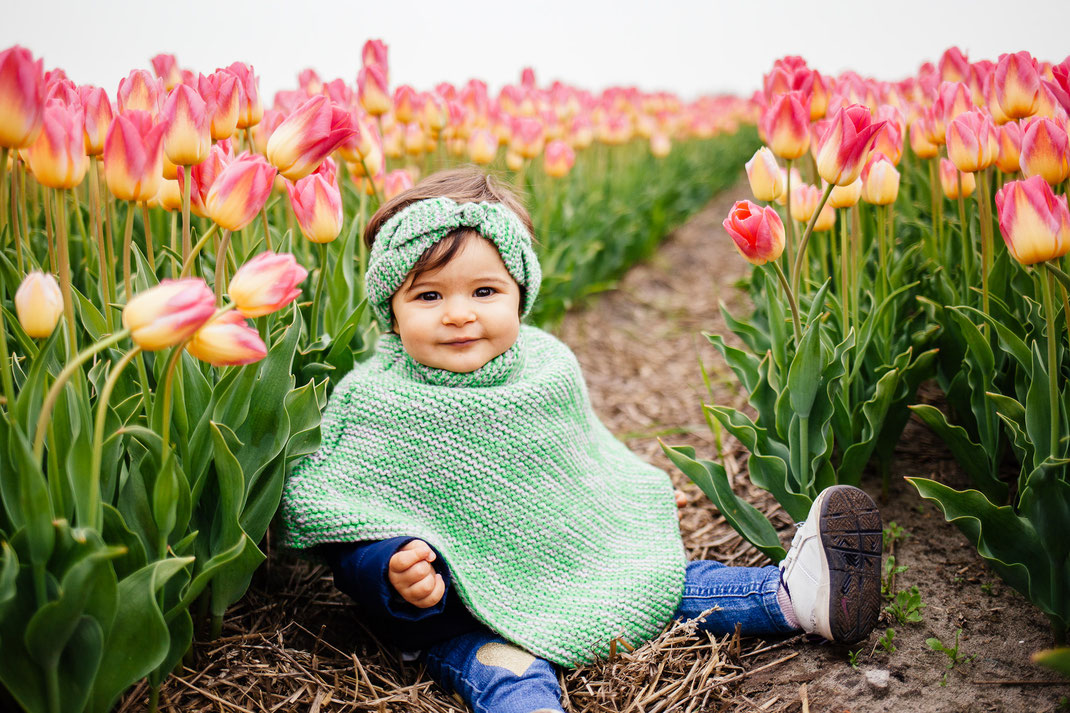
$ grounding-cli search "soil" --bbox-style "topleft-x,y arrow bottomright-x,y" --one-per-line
120,181 -> 1070,713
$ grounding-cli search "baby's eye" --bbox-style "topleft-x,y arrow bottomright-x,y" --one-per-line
417,291 -> 440,302
474,286 -> 497,298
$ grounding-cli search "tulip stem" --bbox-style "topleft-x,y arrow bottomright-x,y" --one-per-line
1041,264 -> 1061,459
122,202 -> 136,302
771,260 -> 802,345
791,182 -> 834,303
9,155 -> 23,276
957,175 -> 970,301
142,203 -> 156,276
179,223 -> 220,279
215,230 -> 232,302
88,158 -> 113,331
839,208 -> 851,383
43,187 -> 56,274
0,147 -> 8,241
54,189 -> 78,358
784,159 -> 795,277
181,165 -> 192,263
87,346 -> 141,529
310,244 -> 328,337
169,211 -> 178,278
33,329 -> 130,462
0,271 -> 16,415
976,169 -> 992,338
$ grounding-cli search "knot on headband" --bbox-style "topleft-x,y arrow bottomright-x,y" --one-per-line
366,197 -> 542,329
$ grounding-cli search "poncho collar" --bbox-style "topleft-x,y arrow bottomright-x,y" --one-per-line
376,331 -> 527,388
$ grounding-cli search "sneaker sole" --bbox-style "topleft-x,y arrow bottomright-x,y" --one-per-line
818,485 -> 883,645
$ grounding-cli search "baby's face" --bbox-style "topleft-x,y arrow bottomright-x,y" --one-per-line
390,235 -> 521,373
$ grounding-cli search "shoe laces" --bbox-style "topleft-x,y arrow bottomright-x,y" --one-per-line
780,520 -> 808,572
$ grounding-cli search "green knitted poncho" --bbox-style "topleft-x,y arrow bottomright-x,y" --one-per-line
280,326 -> 687,666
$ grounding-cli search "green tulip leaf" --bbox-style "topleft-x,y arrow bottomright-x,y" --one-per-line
1032,648 -> 1070,678
909,404 -> 1008,503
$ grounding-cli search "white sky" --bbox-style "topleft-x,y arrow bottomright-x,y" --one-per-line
4,0 -> 1070,103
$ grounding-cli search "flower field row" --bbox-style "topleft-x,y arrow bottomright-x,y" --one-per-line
0,41 -> 754,712
663,48 -> 1070,661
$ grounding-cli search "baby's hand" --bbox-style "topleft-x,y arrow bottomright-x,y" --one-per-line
388,539 -> 446,608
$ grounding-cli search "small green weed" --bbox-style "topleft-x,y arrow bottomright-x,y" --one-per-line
882,556 -> 909,599
882,522 -> 910,551
848,648 -> 862,670
877,627 -> 896,654
980,581 -> 996,596
926,628 -> 976,686
885,585 -> 926,624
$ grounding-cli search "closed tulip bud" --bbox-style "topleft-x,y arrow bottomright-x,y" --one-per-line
186,311 -> 267,366
228,251 -> 308,318
939,158 -> 976,199
745,146 -> 784,202
205,152 -> 276,231
983,74 -> 1012,125
512,117 -> 545,159
150,54 -> 182,90
759,91 -> 810,160
25,100 -> 87,189
382,168 -> 414,202
77,85 -> 113,156
403,123 -> 424,156
393,85 -> 419,124
946,109 -> 998,173
791,183 -> 821,224
467,128 -> 498,165
813,199 -> 836,231
816,104 -> 886,186
0,45 -> 45,149
266,95 -> 357,181
828,177 -> 862,209
909,118 -> 939,158
421,92 -> 448,132
569,115 -> 594,149
117,69 -> 163,115
225,62 -> 263,129
298,69 -> 322,95
543,139 -> 575,178
996,121 -> 1023,174
358,65 -> 391,116
252,108 -> 285,155
287,172 -> 343,243
775,166 -> 803,206
995,51 -> 1042,120
722,200 -> 785,265
103,110 -> 166,202
122,278 -> 216,350
362,39 -> 389,81
650,132 -> 671,158
861,153 -> 900,205
161,84 -> 209,166
994,175 -> 1070,265
872,107 -> 904,165
939,47 -> 971,83
14,271 -> 63,338
1019,116 -> 1070,185
198,71 -> 240,141
809,71 -> 829,120
150,178 -> 183,212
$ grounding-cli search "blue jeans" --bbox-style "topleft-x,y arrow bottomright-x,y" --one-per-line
424,560 -> 798,713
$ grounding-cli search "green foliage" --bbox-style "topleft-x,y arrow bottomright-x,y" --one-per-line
877,627 -> 896,654
882,521 -> 909,551
881,556 -> 908,599
926,629 -> 975,686
884,585 -> 926,625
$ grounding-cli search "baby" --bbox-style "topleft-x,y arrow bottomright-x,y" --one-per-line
280,168 -> 883,713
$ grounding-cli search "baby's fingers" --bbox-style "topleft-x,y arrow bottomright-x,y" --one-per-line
389,540 -> 435,572
407,573 -> 446,609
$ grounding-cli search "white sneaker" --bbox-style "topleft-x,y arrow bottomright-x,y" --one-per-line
778,485 -> 883,644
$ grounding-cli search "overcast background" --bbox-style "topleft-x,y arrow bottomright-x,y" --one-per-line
4,0 -> 1070,102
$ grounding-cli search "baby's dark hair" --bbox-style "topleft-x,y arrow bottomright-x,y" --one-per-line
363,167 -> 536,286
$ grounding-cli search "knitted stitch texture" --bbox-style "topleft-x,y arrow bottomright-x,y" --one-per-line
280,326 -> 687,666
365,197 -> 542,330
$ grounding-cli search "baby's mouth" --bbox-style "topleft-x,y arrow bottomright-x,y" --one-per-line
442,337 -> 481,347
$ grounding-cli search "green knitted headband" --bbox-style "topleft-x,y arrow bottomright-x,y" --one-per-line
366,196 -> 542,329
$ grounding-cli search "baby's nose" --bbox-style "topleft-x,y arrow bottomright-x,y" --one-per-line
441,297 -> 476,325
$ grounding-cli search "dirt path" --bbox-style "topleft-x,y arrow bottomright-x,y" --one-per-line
557,181 -> 1070,713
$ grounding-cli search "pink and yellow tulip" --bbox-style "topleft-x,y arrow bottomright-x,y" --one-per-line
861,153 -> 901,206
204,152 -> 276,231
994,174 -> 1070,265
266,95 -> 357,181
946,109 -> 998,173
382,168 -> 414,201
225,62 -> 263,130
287,172 -> 343,243
996,121 -> 1023,174
227,251 -> 308,318
722,200 -> 785,265
816,104 -> 886,185
103,110 -> 166,202
759,91 -> 810,160
0,45 -> 45,149
116,69 -> 163,115
543,139 -> 575,177
1019,116 -> 1070,185
994,51 -> 1042,120
24,100 -> 87,189
122,278 -> 217,350
198,71 -> 240,141
939,158 -> 976,199
467,128 -> 498,165
745,146 -> 784,202
358,65 -> 391,116
77,85 -> 113,156
186,311 -> 267,366
161,83 -> 210,167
